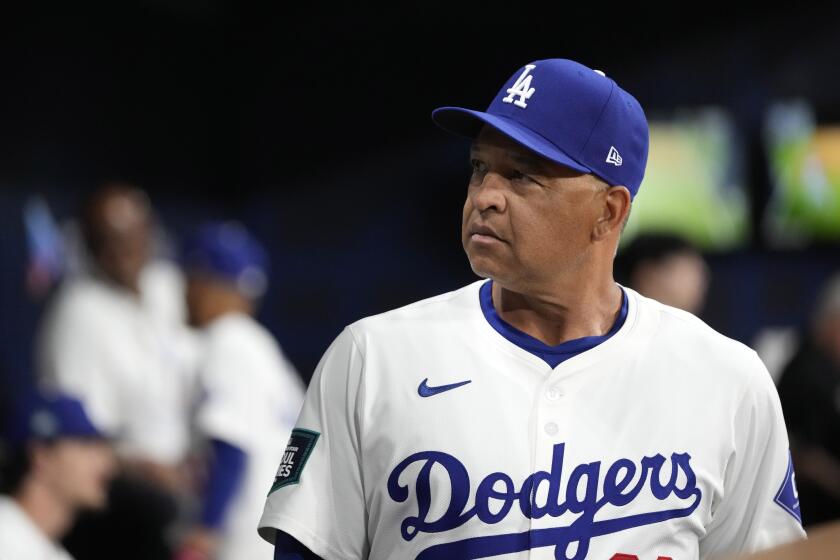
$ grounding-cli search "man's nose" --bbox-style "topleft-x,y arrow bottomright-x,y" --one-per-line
471,172 -> 508,214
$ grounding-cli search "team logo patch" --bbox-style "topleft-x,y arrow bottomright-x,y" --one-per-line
502,64 -> 536,108
268,428 -> 320,495
774,450 -> 802,523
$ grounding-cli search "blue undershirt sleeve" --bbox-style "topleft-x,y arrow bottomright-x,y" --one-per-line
274,530 -> 324,560
200,438 -> 247,529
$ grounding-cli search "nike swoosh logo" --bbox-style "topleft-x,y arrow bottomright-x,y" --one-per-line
418,378 -> 472,397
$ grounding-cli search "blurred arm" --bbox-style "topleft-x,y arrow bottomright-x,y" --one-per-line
175,439 -> 247,559
200,438 -> 247,529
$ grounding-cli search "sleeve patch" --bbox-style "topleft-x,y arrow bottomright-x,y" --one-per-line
773,450 -> 802,524
268,428 -> 320,495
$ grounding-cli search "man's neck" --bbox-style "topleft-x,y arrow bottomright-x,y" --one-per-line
491,274 -> 623,347
15,480 -> 75,543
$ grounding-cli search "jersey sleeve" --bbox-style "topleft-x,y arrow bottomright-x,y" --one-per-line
699,351 -> 807,557
194,336 -> 259,450
258,327 -> 368,560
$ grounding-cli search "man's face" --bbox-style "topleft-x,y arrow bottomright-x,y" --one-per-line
87,191 -> 152,290
185,274 -> 248,328
462,127 -> 609,289
185,274 -> 217,328
33,439 -> 115,510
816,314 -> 840,366
633,251 -> 709,315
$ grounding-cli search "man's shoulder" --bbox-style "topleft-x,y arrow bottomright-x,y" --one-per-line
53,274 -> 104,301
348,280 -> 484,340
206,312 -> 267,342
39,278 -> 122,338
204,314 -> 284,365
48,275 -> 126,316
0,497 -> 61,559
630,289 -> 767,382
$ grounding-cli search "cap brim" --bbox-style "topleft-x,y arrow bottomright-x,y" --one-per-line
56,422 -> 109,442
431,107 -> 592,175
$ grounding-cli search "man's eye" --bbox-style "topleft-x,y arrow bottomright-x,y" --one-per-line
470,159 -> 488,176
510,169 -> 533,182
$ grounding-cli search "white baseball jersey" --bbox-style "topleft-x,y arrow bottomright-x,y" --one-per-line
194,313 -> 304,560
0,496 -> 75,560
37,261 -> 198,464
259,280 -> 805,560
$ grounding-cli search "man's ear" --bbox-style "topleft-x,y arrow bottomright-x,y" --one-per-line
593,185 -> 631,240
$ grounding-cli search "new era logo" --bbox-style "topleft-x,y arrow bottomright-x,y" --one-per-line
606,146 -> 623,166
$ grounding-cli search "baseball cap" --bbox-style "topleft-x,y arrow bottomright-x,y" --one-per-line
432,58 -> 650,198
183,221 -> 269,299
4,391 -> 104,445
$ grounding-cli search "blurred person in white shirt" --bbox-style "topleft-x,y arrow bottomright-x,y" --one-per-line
0,391 -> 115,560
174,222 -> 304,560
35,184 -> 198,559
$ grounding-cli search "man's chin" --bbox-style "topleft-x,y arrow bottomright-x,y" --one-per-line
467,257 -> 505,283
78,493 -> 108,511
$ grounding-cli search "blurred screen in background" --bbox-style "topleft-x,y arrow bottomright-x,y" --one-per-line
764,101 -> 840,246
622,109 -> 749,251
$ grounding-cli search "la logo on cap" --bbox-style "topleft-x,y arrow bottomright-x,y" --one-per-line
502,65 -> 536,108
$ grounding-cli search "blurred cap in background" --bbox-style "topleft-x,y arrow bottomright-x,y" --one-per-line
182,221 -> 269,300
3,391 -> 104,445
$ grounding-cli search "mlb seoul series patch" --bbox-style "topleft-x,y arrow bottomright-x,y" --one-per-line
268,428 -> 320,495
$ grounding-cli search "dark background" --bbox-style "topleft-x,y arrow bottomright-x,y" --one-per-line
1,3 -> 839,390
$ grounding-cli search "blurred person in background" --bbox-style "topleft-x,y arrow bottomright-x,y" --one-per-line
0,391 -> 115,560
616,233 -> 709,315
35,183 -> 198,559
175,222 -> 304,560
777,274 -> 840,527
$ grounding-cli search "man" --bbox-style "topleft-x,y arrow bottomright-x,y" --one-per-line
260,59 -> 805,559
0,391 -> 115,560
616,233 -> 709,315
36,184 -> 198,559
37,183 -> 195,483
176,222 -> 304,560
777,274 -> 840,526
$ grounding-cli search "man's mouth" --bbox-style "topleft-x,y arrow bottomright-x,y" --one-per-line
469,224 -> 505,243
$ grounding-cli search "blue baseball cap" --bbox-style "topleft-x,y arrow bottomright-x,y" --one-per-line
4,391 -> 104,444
183,222 -> 269,299
432,59 -> 649,198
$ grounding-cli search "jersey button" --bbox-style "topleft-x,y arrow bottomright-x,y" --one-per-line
544,422 -> 559,436
546,387 -> 563,401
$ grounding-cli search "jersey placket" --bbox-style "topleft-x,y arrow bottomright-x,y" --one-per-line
527,373 -> 574,559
